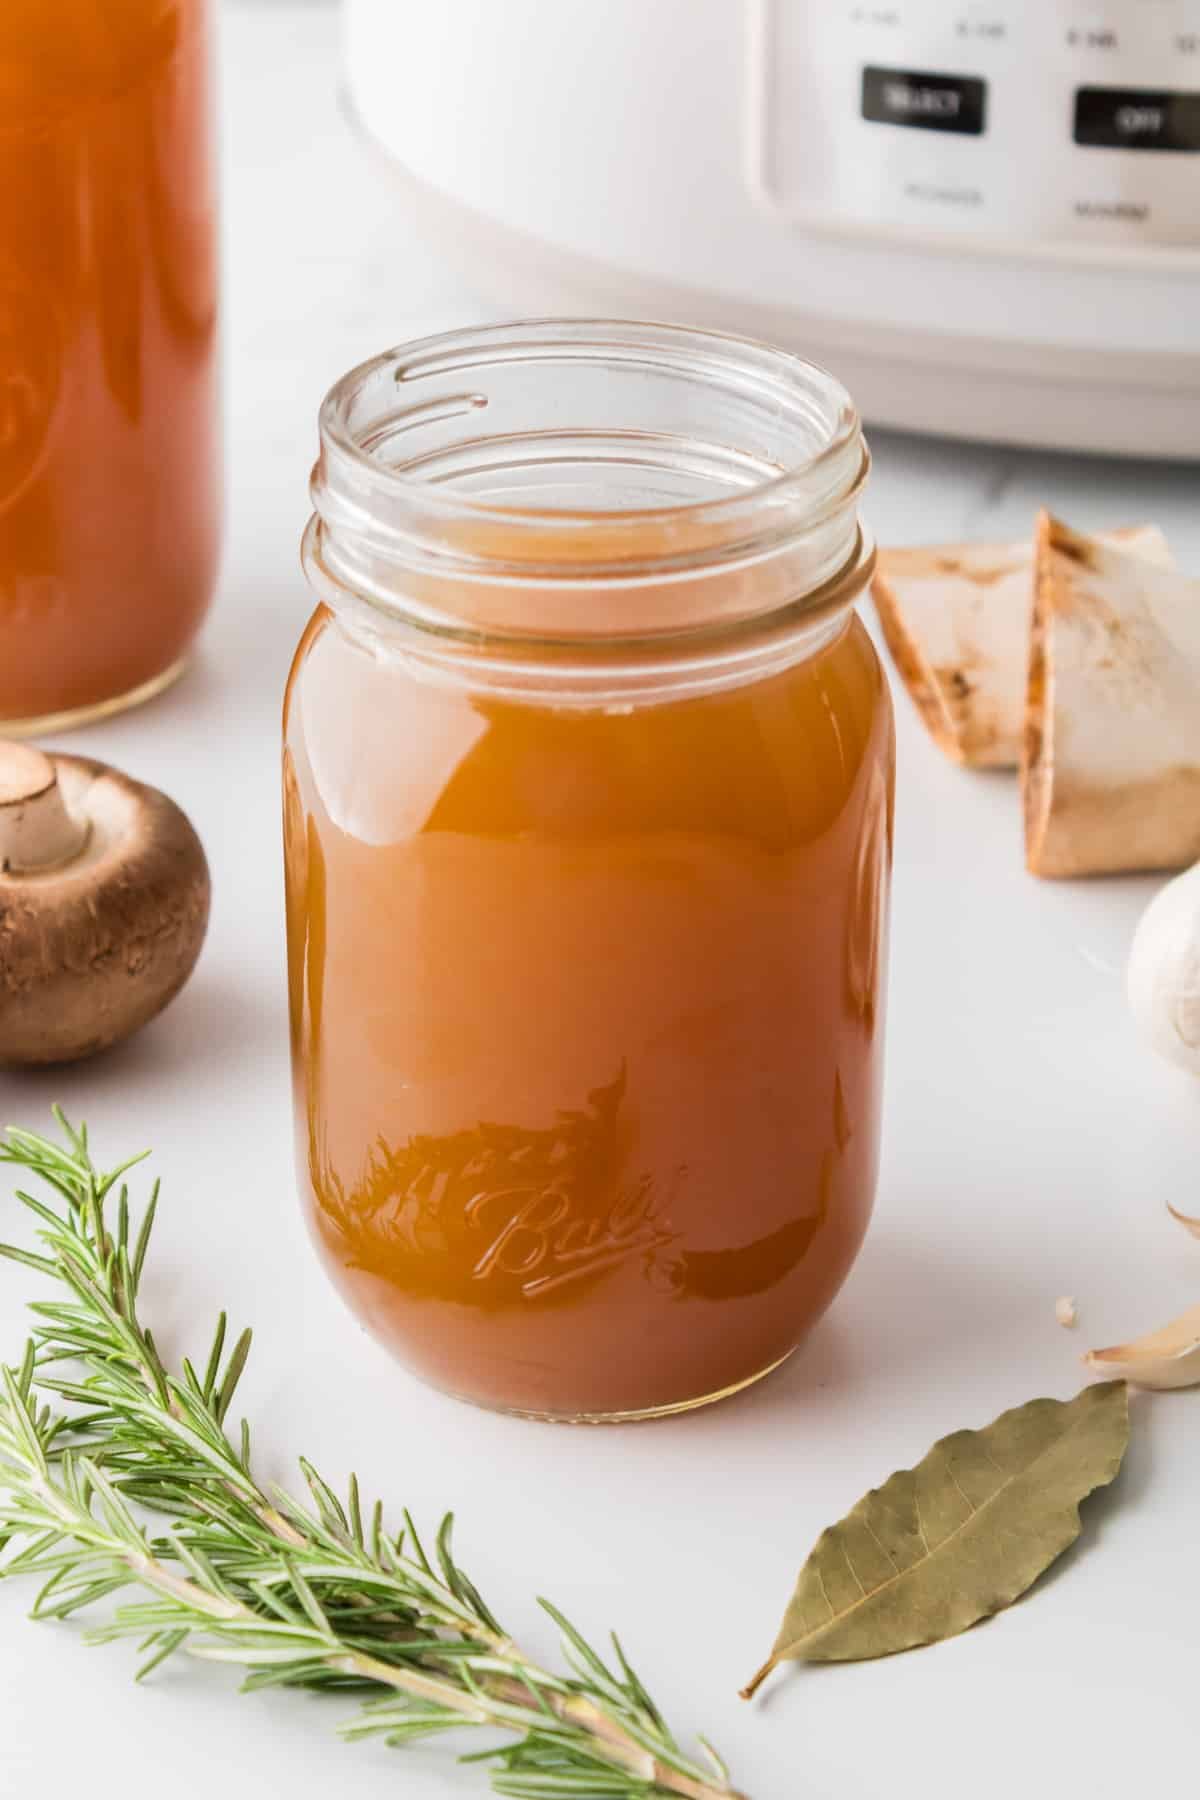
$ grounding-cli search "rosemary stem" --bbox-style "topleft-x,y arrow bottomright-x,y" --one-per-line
23,1465 -> 738,1800
0,1116 -> 746,1800
485,1675 -> 745,1800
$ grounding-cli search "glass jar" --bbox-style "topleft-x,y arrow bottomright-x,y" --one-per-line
0,2 -> 220,734
284,321 -> 894,1422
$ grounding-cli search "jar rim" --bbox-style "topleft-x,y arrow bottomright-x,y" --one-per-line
308,318 -> 870,649
317,318 -> 863,553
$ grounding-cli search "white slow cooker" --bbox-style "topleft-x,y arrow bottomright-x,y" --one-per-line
344,0 -> 1200,458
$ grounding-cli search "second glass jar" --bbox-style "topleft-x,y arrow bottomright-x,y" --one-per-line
284,321 -> 894,1421
0,1 -> 220,733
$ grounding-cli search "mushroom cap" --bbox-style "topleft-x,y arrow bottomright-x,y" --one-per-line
0,751 -> 210,1065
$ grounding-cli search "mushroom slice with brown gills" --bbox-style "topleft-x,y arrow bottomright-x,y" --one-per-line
0,741 -> 210,1064
871,523 -> 1172,769
1023,513 -> 1200,879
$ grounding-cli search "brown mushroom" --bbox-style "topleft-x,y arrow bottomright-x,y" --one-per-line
0,741 -> 210,1064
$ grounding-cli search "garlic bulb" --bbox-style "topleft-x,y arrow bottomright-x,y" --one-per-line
1127,861 -> 1200,1074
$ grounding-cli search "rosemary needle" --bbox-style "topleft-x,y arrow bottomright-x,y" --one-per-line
0,1112 -> 743,1800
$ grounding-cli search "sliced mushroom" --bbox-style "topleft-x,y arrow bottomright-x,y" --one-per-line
1023,514 -> 1200,879
0,741 -> 210,1064
871,524 -> 1172,769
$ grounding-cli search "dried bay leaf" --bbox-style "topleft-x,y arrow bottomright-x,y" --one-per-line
741,1382 -> 1128,1698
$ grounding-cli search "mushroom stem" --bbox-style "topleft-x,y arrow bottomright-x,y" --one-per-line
0,740 -> 90,874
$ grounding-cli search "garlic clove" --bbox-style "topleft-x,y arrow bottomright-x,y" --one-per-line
1084,1304 -> 1200,1391
1055,1296 -> 1079,1329
1167,1202 -> 1200,1240
1127,861 -> 1200,1076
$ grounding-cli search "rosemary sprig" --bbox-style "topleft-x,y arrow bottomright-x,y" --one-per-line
0,1114 -> 742,1800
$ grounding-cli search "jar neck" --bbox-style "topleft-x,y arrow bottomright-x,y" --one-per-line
304,320 -> 872,697
304,514 -> 873,703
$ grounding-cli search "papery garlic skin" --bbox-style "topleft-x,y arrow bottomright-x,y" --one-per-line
1127,861 -> 1200,1075
1168,1202 -> 1200,1240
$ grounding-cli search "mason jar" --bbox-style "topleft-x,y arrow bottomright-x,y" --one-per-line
0,1 -> 220,733
284,320 -> 893,1422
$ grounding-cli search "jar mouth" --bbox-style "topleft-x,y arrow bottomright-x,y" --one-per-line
309,319 -> 869,642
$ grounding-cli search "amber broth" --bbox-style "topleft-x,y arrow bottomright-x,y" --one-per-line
284,583 -> 893,1418
0,1 -> 219,724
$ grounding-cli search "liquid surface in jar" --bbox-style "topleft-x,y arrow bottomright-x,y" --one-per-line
284,599 -> 894,1419
0,2 -> 219,726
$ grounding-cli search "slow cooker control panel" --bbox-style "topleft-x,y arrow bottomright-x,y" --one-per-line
756,1 -> 1200,247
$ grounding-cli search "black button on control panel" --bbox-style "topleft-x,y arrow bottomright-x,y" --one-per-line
1074,86 -> 1200,151
861,67 -> 987,136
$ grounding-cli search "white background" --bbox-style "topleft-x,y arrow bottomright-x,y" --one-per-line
1,6 -> 1198,1797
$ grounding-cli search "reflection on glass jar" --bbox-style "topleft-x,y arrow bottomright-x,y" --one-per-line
284,322 -> 895,1421
0,2 -> 220,732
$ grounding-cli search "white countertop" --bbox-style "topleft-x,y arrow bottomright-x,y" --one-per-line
2,7 -> 1198,1797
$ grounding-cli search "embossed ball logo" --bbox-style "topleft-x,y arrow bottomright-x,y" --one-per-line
0,275 -> 61,512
